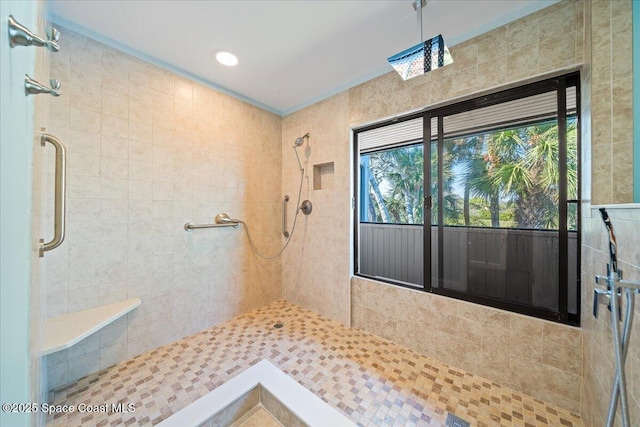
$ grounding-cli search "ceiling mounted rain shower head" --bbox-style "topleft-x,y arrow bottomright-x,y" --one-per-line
387,0 -> 453,80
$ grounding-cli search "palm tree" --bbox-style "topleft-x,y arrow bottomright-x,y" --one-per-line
364,143 -> 461,225
433,141 -> 462,225
360,156 -> 390,222
454,118 -> 578,229
361,117 -> 578,229
374,145 -> 424,223
445,135 -> 485,226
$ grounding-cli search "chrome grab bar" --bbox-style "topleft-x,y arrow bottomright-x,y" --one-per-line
39,133 -> 66,257
282,195 -> 290,238
184,222 -> 238,231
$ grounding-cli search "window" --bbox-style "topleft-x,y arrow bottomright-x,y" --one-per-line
360,144 -> 424,225
354,73 -> 580,325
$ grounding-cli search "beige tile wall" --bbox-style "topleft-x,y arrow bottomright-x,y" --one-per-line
580,205 -> 640,426
351,276 -> 583,412
281,92 -> 352,325
590,0 -> 634,204
44,27 -> 282,390
581,1 -> 640,423
281,0 -> 586,412
41,1 -> 639,419
348,0 -> 584,128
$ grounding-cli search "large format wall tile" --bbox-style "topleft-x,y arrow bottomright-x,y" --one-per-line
44,26 -> 282,390
351,276 -> 584,413
284,0 -> 587,413
581,205 -> 640,426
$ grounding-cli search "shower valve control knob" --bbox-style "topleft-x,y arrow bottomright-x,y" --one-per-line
300,200 -> 312,215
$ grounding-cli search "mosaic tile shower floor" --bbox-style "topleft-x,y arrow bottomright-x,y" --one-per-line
48,301 -> 583,427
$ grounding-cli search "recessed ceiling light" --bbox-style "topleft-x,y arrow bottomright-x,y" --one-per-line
215,51 -> 238,66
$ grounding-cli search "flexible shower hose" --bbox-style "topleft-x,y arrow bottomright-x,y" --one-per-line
234,167 -> 305,259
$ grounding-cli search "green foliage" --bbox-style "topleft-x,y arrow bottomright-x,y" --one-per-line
365,145 -> 424,224
361,117 -> 578,230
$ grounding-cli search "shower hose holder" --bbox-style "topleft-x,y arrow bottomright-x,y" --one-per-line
593,272 -> 640,427
592,208 -> 640,427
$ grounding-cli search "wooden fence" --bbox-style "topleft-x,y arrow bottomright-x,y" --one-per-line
359,223 -> 578,312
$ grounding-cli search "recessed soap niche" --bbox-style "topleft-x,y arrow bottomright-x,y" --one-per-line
313,162 -> 334,190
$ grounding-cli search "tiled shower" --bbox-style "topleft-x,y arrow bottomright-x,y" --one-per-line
5,0 -> 638,426
43,27 -> 283,388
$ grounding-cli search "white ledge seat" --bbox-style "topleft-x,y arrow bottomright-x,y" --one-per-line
42,298 -> 141,356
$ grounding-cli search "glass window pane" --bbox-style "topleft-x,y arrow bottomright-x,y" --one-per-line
355,75 -> 580,323
441,119 -> 566,230
360,144 -> 423,225
437,97 -> 567,311
359,143 -> 424,288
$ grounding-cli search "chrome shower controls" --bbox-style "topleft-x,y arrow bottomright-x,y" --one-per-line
594,208 -> 640,427
300,200 -> 312,215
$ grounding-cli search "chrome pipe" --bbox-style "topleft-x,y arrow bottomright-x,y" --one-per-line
282,195 -> 290,238
599,208 -> 631,427
607,278 -> 630,427
607,287 -> 635,427
39,133 -> 66,257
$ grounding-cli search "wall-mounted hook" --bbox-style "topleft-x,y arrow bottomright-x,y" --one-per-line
8,15 -> 60,52
25,75 -> 61,97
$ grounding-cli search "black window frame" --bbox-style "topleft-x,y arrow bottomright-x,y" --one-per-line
353,72 -> 581,326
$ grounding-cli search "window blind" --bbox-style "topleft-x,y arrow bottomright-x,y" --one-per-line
358,118 -> 423,153
358,87 -> 576,153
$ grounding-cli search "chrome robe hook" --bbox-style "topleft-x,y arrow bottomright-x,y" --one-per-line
8,15 -> 60,52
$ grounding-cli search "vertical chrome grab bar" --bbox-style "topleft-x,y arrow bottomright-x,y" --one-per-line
282,195 -> 290,238
39,133 -> 66,257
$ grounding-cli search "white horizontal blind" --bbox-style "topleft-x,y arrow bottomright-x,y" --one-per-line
358,87 -> 576,152
442,87 -> 576,138
358,118 -> 423,153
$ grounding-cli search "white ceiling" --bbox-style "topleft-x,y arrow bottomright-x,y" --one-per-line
48,0 -> 560,116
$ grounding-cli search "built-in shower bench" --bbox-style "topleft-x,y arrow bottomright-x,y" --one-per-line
42,298 -> 141,355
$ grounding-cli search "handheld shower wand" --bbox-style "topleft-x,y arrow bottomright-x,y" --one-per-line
293,133 -> 309,148
293,133 -> 309,172
596,208 -> 638,427
213,133 -> 313,260
599,207 -> 618,275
